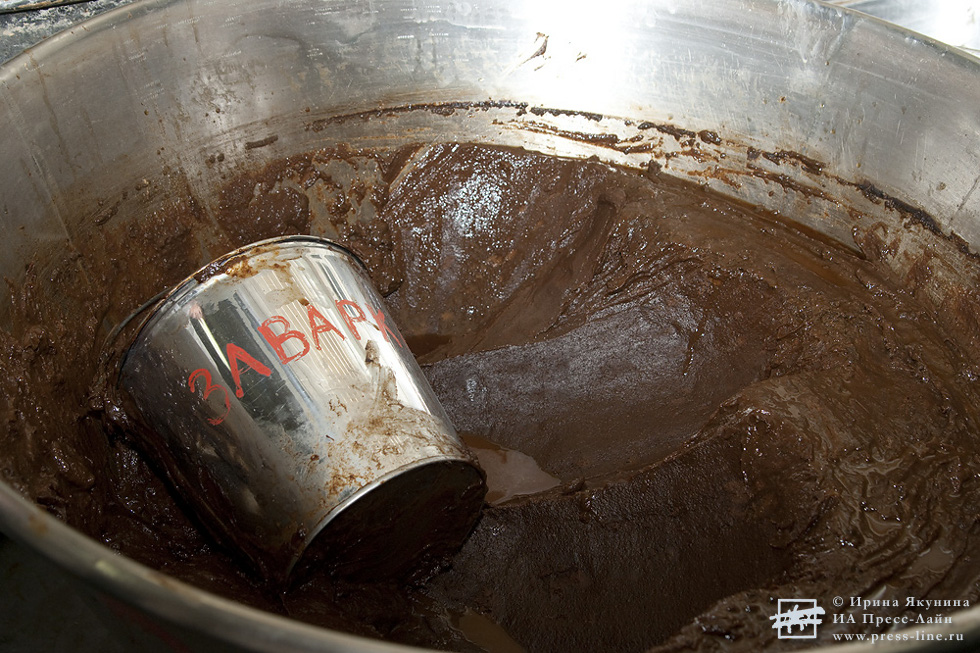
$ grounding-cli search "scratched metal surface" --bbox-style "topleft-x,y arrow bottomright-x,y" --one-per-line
0,0 -> 134,63
0,4 -> 136,651
827,0 -> 980,55
4,0 -> 977,65
1,0 -> 96,13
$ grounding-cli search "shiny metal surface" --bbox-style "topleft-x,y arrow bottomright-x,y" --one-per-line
118,236 -> 482,580
830,0 -> 980,54
1,0 -> 980,651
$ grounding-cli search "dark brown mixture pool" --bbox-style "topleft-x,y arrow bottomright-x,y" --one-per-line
3,143 -> 980,652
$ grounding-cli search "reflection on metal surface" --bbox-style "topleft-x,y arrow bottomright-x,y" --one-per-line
118,236 -> 484,580
829,0 -> 980,54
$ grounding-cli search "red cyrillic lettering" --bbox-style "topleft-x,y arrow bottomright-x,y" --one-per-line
307,305 -> 345,349
258,315 -> 310,364
226,343 -> 272,398
366,304 -> 404,347
188,368 -> 231,425
336,300 -> 366,340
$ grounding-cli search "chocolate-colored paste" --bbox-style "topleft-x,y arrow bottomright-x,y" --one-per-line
2,143 -> 980,652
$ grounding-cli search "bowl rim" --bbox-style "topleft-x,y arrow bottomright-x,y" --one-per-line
3,0 -> 980,651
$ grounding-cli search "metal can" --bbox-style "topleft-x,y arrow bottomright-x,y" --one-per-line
116,235 -> 485,581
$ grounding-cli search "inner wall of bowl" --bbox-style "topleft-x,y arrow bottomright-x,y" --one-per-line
2,0 -> 980,330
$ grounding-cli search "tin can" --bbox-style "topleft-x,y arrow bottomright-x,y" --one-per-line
116,236 -> 485,581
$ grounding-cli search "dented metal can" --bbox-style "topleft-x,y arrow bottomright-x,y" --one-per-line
116,235 -> 486,581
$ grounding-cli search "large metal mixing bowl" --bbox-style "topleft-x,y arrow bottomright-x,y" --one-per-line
2,0 -> 980,650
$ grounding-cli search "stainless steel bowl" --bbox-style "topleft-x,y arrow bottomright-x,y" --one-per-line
2,0 -> 980,650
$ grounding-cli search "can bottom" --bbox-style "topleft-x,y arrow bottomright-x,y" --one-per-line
292,459 -> 486,582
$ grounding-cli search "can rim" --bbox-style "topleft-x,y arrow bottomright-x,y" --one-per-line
111,235 -> 366,382
158,234 -> 367,309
